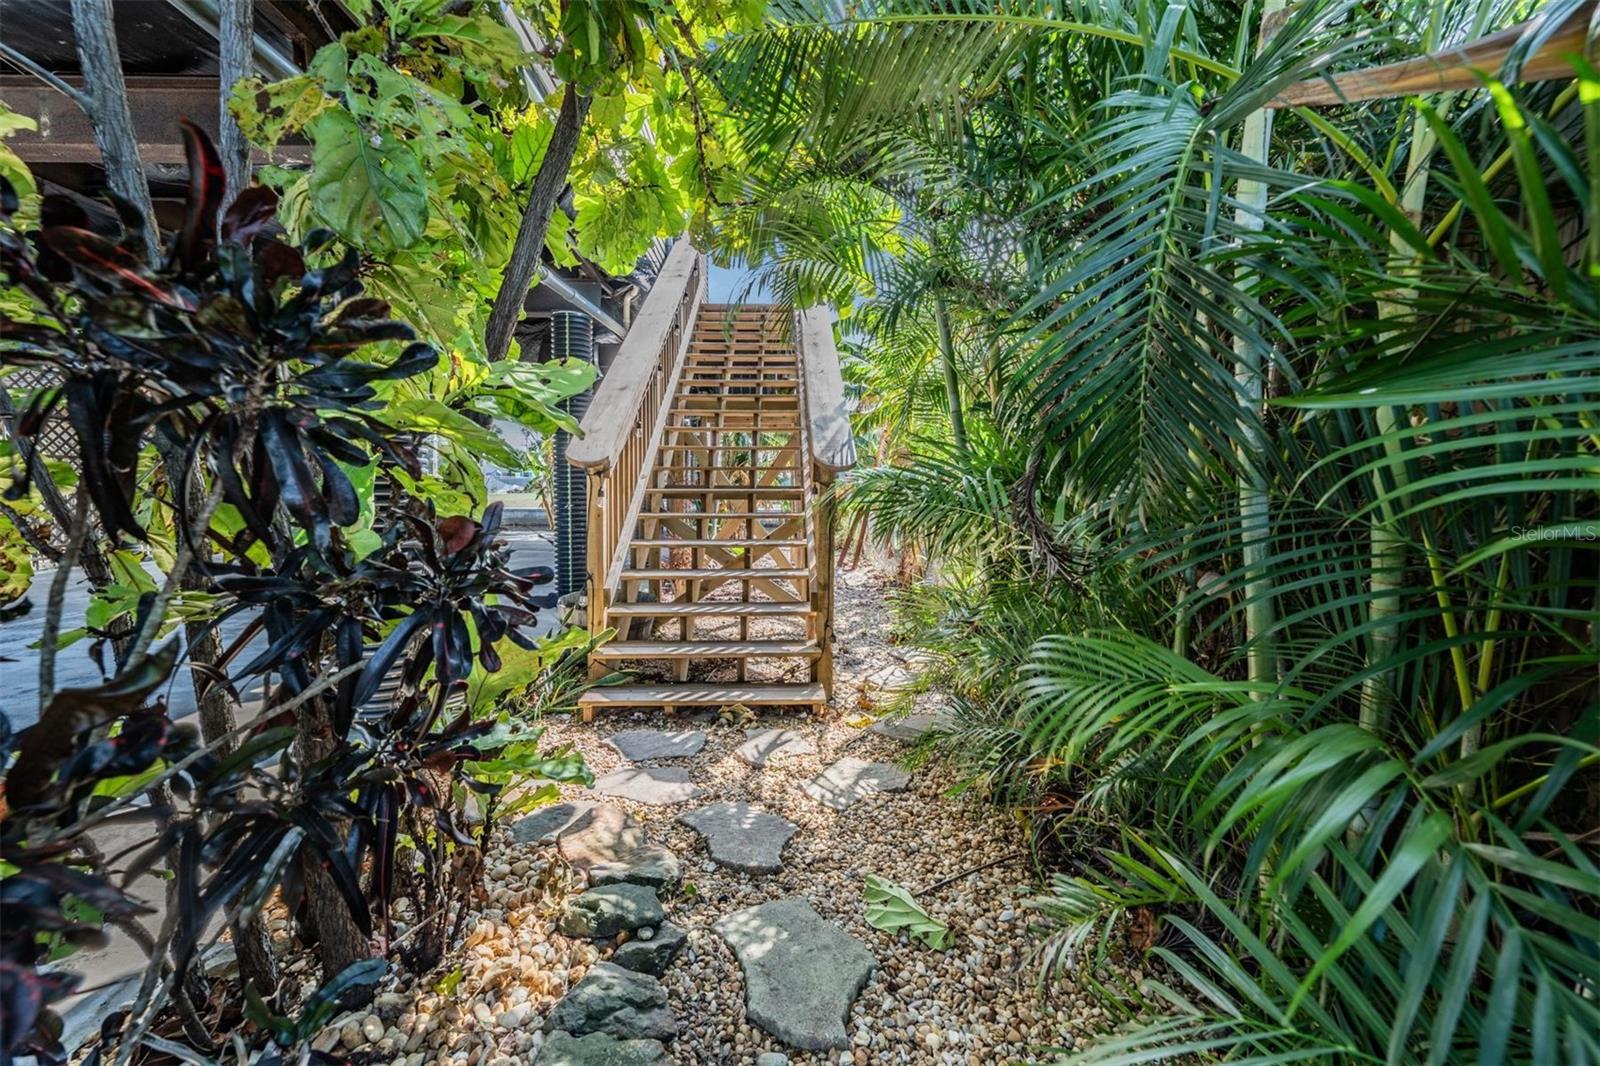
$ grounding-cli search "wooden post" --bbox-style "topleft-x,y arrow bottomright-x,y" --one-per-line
814,469 -> 836,699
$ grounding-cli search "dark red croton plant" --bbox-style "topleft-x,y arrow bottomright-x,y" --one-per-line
0,125 -> 572,1063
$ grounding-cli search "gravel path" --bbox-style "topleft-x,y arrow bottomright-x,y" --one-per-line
324,563 -> 1123,1065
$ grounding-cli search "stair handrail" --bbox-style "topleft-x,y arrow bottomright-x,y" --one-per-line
569,240 -> 705,633
793,306 -> 857,476
794,305 -> 855,698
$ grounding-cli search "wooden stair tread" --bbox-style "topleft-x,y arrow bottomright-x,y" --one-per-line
629,538 -> 807,548
638,512 -> 800,520
648,486 -> 803,497
607,601 -> 810,616
651,468 -> 800,476
592,640 -> 819,659
621,567 -> 809,580
579,683 -> 826,706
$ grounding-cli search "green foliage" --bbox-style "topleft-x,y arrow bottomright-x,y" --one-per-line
0,102 -> 39,227
306,109 -> 429,250
713,1 -> 1600,1062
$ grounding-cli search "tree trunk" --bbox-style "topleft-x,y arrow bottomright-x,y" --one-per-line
69,0 -> 159,262
294,688 -> 372,997
484,89 -> 594,362
934,295 -> 967,452
216,0 -> 253,214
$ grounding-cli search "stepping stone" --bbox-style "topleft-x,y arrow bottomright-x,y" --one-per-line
558,884 -> 664,939
715,898 -> 876,1051
679,802 -> 797,874
736,727 -> 816,768
518,804 -> 679,888
512,801 -> 607,845
869,709 -> 954,742
536,1030 -> 671,1066
588,844 -> 681,890
802,757 -> 911,810
608,729 -> 706,760
542,962 -> 677,1041
611,922 -> 687,976
592,766 -> 703,806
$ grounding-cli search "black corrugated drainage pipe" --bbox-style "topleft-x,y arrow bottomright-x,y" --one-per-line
550,310 -> 595,597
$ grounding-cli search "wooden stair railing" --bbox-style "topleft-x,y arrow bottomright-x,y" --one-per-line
794,305 -> 857,696
570,290 -> 854,719
567,240 -> 705,636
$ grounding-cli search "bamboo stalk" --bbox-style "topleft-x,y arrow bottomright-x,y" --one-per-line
1271,0 -> 1597,107
1231,0 -> 1287,692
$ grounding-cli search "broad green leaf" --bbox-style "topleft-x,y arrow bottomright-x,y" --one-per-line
381,398 -> 522,467
307,109 -> 428,250
863,874 -> 953,950
229,75 -> 333,147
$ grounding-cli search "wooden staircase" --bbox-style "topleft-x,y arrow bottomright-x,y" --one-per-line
567,244 -> 855,718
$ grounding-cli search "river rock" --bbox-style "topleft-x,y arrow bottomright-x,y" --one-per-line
587,843 -> 682,890
558,884 -> 664,939
611,922 -> 687,976
512,801 -> 607,845
535,1030 -> 671,1066
542,962 -> 677,1041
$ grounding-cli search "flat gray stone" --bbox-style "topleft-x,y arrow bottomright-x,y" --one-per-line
869,708 -> 954,742
542,962 -> 677,1041
592,766 -> 703,806
715,898 -> 876,1051
536,1030 -> 671,1066
521,803 -> 677,887
802,757 -> 912,810
608,728 -> 706,760
611,922 -> 687,976
736,728 -> 816,767
512,801 -> 606,845
679,802 -> 797,874
558,884 -> 664,939
513,802 -> 648,875
588,843 -> 681,890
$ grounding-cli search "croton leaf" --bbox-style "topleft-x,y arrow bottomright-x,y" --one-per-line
175,118 -> 225,275
38,228 -> 193,310
6,639 -> 178,809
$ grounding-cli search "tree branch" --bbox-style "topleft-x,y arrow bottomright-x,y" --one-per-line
484,88 -> 594,362
38,492 -> 89,706
69,0 -> 160,261
0,498 -> 62,561
216,0 -> 253,214
0,42 -> 93,111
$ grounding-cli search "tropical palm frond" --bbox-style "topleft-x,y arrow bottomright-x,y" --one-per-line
1017,629 -> 1600,1064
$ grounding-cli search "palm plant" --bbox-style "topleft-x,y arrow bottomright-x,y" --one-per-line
706,0 -> 1598,1062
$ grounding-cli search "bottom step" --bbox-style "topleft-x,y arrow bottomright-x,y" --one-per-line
592,640 -> 820,660
578,683 -> 826,710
